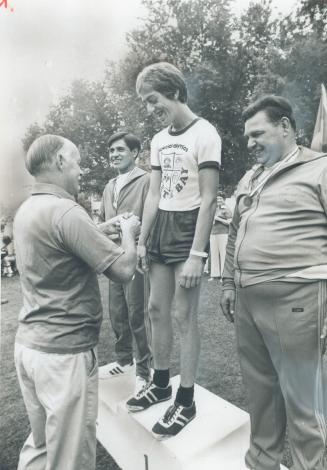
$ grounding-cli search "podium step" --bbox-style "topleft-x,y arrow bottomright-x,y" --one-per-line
118,376 -> 249,460
98,369 -> 135,413
97,375 -> 290,469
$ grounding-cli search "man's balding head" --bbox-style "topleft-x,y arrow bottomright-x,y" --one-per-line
26,134 -> 66,176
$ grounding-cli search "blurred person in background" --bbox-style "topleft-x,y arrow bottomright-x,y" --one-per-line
208,191 -> 232,282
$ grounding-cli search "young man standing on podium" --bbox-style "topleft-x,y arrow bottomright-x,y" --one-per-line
126,62 -> 221,439
98,131 -> 152,395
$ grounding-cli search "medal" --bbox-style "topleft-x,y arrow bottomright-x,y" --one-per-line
243,195 -> 253,207
243,147 -> 299,209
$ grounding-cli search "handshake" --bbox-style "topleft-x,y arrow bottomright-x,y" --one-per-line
98,212 -> 141,241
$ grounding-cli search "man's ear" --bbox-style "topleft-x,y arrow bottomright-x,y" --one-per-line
132,148 -> 139,160
280,117 -> 291,135
174,90 -> 179,101
55,153 -> 65,171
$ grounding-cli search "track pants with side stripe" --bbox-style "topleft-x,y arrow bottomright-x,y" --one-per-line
109,270 -> 152,380
235,280 -> 327,470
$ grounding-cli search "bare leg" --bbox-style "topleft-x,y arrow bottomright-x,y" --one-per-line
148,262 -> 175,370
173,262 -> 201,387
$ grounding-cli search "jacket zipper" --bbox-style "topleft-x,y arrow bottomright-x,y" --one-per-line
235,195 -> 260,288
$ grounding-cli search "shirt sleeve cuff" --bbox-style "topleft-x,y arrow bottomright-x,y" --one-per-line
198,161 -> 220,170
94,248 -> 125,274
222,277 -> 236,290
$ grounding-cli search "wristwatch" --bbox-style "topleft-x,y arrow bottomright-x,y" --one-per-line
190,249 -> 208,258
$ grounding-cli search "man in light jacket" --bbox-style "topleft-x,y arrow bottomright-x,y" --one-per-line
221,95 -> 327,470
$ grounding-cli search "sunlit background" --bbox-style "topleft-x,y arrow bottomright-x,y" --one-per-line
0,0 -> 298,213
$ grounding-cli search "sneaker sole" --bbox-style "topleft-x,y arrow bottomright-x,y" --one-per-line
98,369 -> 134,380
99,372 -> 132,380
152,414 -> 196,440
126,394 -> 172,413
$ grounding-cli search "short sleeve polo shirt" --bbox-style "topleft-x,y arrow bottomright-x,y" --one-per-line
14,183 -> 124,354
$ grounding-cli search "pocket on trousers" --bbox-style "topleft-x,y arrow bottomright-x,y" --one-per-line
84,348 -> 98,378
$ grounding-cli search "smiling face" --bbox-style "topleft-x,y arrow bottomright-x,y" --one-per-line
244,110 -> 288,168
138,85 -> 179,128
109,138 -> 136,174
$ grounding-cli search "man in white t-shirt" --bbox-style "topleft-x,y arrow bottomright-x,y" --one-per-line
126,62 -> 221,439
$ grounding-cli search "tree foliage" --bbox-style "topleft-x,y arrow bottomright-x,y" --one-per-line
23,0 -> 327,195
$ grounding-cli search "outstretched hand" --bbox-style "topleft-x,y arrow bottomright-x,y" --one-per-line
98,212 -> 134,238
120,214 -> 141,239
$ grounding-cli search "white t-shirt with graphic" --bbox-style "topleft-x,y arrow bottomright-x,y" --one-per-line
151,118 -> 221,211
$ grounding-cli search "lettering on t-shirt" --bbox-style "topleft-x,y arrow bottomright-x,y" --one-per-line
159,143 -> 189,153
160,149 -> 189,199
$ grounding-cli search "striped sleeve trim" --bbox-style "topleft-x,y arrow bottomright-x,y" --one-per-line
198,161 -> 220,170
151,165 -> 162,171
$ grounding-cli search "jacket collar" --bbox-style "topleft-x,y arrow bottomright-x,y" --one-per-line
31,183 -> 76,202
109,166 -> 147,187
250,146 -> 327,176
292,145 -> 327,163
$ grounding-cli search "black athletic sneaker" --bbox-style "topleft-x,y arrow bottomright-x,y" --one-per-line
152,402 -> 196,439
126,381 -> 172,412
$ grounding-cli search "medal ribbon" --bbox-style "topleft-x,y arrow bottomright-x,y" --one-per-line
248,146 -> 299,200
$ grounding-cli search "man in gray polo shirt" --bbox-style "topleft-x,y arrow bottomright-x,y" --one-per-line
13,134 -> 140,470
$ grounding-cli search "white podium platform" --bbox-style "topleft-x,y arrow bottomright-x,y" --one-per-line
97,374 -> 287,470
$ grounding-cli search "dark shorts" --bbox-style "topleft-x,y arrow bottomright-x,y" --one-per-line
148,208 -> 199,265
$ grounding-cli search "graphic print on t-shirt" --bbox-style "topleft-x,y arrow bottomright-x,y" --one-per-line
160,144 -> 189,200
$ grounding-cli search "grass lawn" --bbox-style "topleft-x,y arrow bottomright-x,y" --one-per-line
0,274 -> 292,469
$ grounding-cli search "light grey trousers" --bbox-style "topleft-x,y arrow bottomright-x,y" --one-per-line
209,233 -> 228,278
236,280 -> 327,470
15,343 -> 98,470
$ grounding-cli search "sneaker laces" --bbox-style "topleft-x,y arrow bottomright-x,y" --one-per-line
162,404 -> 182,425
135,381 -> 153,398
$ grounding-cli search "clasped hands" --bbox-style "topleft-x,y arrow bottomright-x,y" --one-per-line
99,212 -> 140,240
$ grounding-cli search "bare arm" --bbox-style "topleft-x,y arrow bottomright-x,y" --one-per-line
103,216 -> 140,282
137,169 -> 161,271
179,168 -> 219,288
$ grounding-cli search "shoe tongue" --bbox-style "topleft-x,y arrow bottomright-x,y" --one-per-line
139,381 -> 151,396
164,404 -> 178,422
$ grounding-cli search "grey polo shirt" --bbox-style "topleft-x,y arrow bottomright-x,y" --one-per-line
14,183 -> 124,354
